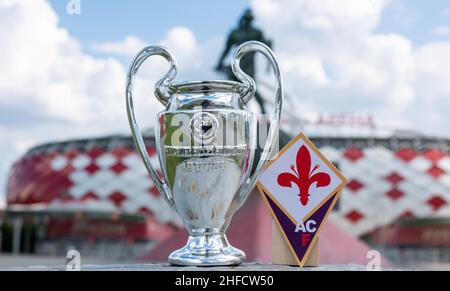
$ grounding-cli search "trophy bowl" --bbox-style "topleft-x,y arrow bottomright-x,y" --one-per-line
126,41 -> 283,266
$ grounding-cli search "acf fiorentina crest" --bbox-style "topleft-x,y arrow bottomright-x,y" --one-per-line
257,133 -> 347,267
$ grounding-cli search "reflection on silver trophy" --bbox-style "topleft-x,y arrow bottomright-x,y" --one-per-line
126,41 -> 283,266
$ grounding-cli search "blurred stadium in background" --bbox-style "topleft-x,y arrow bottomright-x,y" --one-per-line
2,107 -> 450,268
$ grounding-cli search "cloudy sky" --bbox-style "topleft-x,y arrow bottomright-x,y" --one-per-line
0,0 -> 450,204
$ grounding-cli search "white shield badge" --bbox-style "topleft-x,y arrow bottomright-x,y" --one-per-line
257,133 -> 347,266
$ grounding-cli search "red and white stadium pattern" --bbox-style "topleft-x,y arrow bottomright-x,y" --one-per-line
7,140 -> 182,228
6,135 -> 450,237
323,145 -> 450,236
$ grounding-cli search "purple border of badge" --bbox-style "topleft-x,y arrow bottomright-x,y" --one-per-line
262,189 -> 338,263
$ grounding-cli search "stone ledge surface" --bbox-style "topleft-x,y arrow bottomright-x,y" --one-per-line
5,262 -> 369,271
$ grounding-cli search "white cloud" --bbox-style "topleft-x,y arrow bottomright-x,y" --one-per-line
92,26 -> 222,82
251,0 -> 450,136
411,42 -> 450,131
93,27 -> 201,67
252,0 -> 388,38
431,25 -> 450,37
0,0 -> 130,196
92,36 -> 148,58
0,0 -> 127,125
92,27 -> 198,59
0,1 -> 214,146
0,1 -> 182,196
0,0 -> 222,198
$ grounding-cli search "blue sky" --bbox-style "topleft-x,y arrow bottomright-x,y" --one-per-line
49,0 -> 249,44
47,0 -> 450,49
376,0 -> 450,44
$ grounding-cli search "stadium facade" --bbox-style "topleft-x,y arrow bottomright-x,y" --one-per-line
2,128 -> 450,265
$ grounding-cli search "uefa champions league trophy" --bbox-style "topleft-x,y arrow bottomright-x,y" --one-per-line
126,41 -> 283,266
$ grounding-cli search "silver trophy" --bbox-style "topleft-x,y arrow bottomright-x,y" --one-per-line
126,41 -> 283,266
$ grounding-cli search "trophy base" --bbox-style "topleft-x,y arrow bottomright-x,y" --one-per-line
168,234 -> 245,266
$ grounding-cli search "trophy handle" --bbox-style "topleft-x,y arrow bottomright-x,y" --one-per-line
126,46 -> 177,208
232,41 -> 283,208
